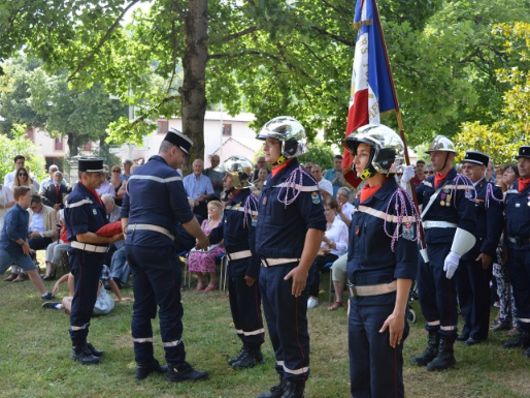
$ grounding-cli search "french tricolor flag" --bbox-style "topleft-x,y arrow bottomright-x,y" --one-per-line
343,0 -> 398,186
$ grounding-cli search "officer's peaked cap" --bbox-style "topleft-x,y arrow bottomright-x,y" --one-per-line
164,128 -> 193,154
463,150 -> 489,167
78,157 -> 104,173
516,146 -> 530,160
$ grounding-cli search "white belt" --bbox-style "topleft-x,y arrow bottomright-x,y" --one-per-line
228,250 -> 252,261
71,241 -> 108,253
261,258 -> 299,267
348,281 -> 397,297
127,223 -> 175,241
423,221 -> 457,229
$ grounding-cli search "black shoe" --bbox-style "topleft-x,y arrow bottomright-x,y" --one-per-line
502,332 -> 530,349
411,330 -> 439,366
166,362 -> 208,382
257,379 -> 287,398
231,350 -> 264,369
41,291 -> 54,300
281,380 -> 305,398
71,345 -> 100,365
42,302 -> 61,310
86,342 -> 104,357
228,348 -> 246,366
465,337 -> 485,346
426,336 -> 456,371
136,359 -> 168,380
456,331 -> 469,342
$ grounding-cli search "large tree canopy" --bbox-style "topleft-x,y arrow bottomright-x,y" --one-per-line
0,0 -> 528,159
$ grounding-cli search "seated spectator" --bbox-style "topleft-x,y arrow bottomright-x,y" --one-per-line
44,265 -> 123,314
307,199 -> 348,309
0,186 -> 53,299
110,166 -> 125,206
96,169 -> 115,197
251,156 -> 268,182
28,195 -> 58,251
311,163 -> 334,201
39,164 -> 62,194
324,155 -> 347,197
183,159 -> 215,222
4,155 -> 26,189
13,166 -> 39,194
204,154 -> 224,199
336,187 -> 355,228
121,159 -> 133,181
253,168 -> 268,192
0,181 -> 15,229
43,210 -> 70,280
109,246 -> 131,288
187,200 -> 225,291
42,171 -> 69,210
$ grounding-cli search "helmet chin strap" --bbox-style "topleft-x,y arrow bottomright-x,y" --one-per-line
273,154 -> 287,166
359,147 -> 376,181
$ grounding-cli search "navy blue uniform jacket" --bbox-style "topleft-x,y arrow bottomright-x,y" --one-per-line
505,183 -> 530,247
416,168 -> 476,244
347,178 -> 418,305
209,188 -> 260,279
121,155 -> 194,248
255,159 -> 326,259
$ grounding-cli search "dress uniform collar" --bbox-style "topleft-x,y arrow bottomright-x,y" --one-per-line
360,178 -> 398,205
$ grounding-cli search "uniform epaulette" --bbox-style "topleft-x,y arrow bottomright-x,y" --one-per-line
274,166 -> 319,207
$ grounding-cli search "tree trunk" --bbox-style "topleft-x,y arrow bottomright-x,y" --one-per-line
67,132 -> 78,157
181,0 -> 208,164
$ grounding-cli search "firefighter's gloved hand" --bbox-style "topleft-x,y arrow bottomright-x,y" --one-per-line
443,250 -> 460,279
401,165 -> 415,184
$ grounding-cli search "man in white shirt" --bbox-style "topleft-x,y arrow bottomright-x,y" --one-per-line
311,164 -> 333,200
39,164 -> 60,194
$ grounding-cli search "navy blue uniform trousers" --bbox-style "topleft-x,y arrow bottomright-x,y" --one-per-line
259,263 -> 310,382
417,243 -> 458,335
228,259 -> 264,349
457,258 -> 491,340
507,245 -> 530,332
349,296 -> 407,398
127,245 -> 186,365
69,250 -> 105,347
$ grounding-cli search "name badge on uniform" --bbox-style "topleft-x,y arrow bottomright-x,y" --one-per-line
93,209 -> 97,215
515,202 -> 521,208
311,192 -> 321,205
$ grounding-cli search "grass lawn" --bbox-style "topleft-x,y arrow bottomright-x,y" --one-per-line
1,270 -> 530,398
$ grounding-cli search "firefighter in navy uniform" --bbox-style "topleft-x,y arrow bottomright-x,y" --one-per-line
403,136 -> 477,371
121,128 -> 210,382
209,156 -> 265,369
344,124 -> 418,398
255,117 -> 326,398
502,145 -> 530,356
457,151 -> 503,345
65,157 -> 123,365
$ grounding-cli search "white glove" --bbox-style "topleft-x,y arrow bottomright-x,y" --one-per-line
443,250 -> 460,279
401,165 -> 415,184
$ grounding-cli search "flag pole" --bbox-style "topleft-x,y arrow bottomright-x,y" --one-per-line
372,0 -> 427,251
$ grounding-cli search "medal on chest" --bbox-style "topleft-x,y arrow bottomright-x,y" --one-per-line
440,188 -> 451,207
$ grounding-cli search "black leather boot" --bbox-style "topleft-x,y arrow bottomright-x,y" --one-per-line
411,329 -> 439,366
256,378 -> 286,398
281,380 -> 305,398
136,359 -> 168,380
228,347 -> 246,365
231,347 -> 264,369
503,331 -> 530,349
86,342 -> 104,357
427,335 -> 456,371
71,344 -> 100,365
167,361 -> 208,382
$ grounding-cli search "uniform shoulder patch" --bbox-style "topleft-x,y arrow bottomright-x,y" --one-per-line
311,191 -> 321,204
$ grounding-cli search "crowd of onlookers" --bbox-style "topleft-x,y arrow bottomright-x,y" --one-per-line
1,151 -> 523,338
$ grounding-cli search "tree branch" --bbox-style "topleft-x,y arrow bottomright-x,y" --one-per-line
213,26 -> 259,44
310,25 -> 355,47
127,95 -> 180,128
68,0 -> 141,81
